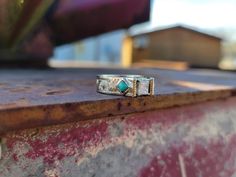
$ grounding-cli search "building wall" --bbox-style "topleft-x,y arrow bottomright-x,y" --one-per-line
132,28 -> 222,68
53,30 -> 124,64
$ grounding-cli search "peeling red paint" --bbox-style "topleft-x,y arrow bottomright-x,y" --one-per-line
1,97 -> 236,176
12,153 -> 18,162
6,121 -> 108,164
139,136 -> 236,177
125,97 -> 236,132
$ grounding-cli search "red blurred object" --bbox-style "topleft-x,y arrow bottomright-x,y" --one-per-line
47,0 -> 150,45
0,0 -> 150,64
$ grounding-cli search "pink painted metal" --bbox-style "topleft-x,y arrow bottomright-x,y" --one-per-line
1,96 -> 236,177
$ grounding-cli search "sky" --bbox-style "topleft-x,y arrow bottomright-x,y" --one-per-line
151,0 -> 236,30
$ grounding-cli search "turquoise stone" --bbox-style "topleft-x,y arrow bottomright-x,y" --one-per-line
117,80 -> 129,93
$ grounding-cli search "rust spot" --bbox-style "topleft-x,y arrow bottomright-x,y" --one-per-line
30,128 -> 40,138
230,90 -> 236,97
0,98 -> 30,109
108,113 -> 114,117
48,106 -> 67,121
117,102 -> 122,111
9,87 -> 32,93
45,89 -> 71,96
64,103 -> 76,110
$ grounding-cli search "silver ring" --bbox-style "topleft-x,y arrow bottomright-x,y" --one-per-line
96,74 -> 155,97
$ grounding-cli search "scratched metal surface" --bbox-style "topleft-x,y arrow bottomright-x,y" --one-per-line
1,96 -> 236,177
0,68 -> 236,134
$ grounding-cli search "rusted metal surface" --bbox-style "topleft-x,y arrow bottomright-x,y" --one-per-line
0,68 -> 236,134
1,96 -> 236,176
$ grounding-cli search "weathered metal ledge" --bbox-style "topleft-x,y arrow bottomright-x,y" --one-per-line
0,68 -> 236,135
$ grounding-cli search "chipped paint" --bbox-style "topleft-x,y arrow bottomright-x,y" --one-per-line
0,97 -> 236,176
0,139 -> 2,160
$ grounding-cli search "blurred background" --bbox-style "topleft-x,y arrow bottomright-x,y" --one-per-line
0,0 -> 236,70
51,0 -> 236,70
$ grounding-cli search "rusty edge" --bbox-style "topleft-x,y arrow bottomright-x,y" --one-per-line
0,89 -> 235,135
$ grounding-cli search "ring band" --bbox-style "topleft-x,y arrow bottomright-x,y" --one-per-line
97,75 -> 155,97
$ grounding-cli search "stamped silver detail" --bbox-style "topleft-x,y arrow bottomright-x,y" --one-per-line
97,75 -> 155,97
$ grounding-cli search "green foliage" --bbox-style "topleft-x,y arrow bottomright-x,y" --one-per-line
0,0 -> 23,47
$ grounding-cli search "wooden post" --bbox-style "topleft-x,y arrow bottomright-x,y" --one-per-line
121,36 -> 133,68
